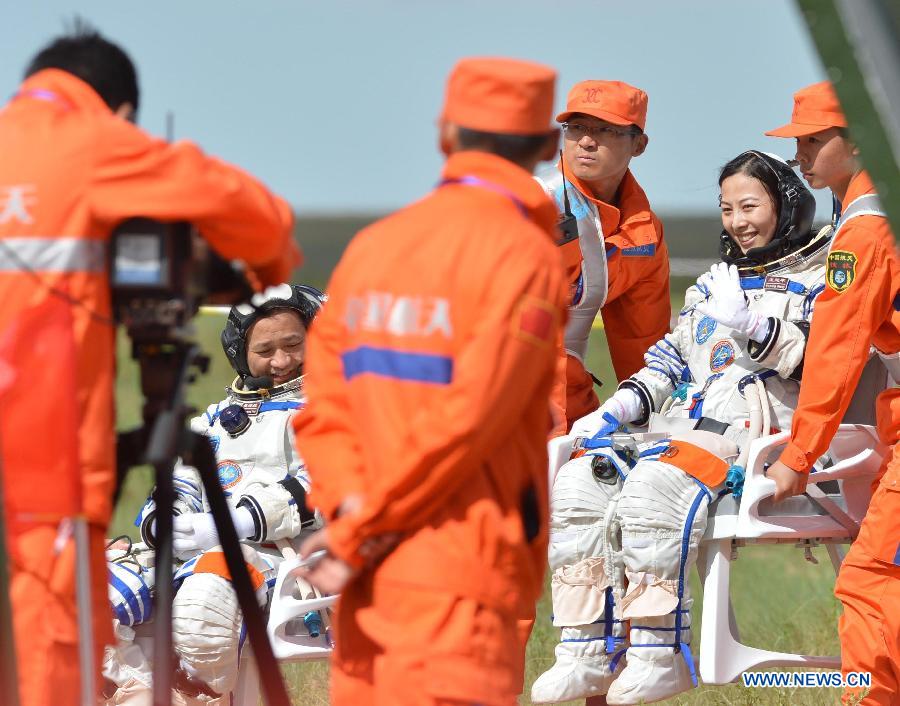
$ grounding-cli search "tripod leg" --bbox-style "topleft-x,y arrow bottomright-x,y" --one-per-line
190,433 -> 291,706
152,458 -> 176,706
74,516 -> 96,706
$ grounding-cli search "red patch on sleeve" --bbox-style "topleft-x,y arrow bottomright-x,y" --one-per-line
514,296 -> 557,346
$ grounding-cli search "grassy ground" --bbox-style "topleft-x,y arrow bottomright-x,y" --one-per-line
110,274 -> 847,704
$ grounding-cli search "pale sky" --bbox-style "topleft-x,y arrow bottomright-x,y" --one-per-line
2,1 -> 834,217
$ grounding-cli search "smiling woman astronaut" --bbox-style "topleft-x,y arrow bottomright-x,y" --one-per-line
532,150 -> 833,705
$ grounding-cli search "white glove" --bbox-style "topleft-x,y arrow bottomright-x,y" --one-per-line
694,262 -> 770,343
570,387 -> 643,439
172,508 -> 256,555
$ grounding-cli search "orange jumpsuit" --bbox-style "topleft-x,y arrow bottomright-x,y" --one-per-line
546,166 -> 670,429
293,150 -> 568,706
0,68 -> 300,706
777,172 -> 900,704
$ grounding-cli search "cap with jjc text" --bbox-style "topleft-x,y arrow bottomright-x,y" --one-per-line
441,57 -> 557,135
556,80 -> 648,131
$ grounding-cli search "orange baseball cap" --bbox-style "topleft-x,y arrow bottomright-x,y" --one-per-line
556,80 -> 648,131
440,57 -> 556,135
765,81 -> 848,137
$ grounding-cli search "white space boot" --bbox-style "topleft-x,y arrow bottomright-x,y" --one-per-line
531,624 -> 621,703
606,614 -> 695,705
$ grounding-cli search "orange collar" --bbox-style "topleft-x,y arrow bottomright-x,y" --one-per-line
843,170 -> 877,205
561,166 -> 658,248
14,69 -> 113,115
442,151 -> 558,238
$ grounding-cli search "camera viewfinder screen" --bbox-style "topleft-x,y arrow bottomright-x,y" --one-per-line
113,233 -> 167,286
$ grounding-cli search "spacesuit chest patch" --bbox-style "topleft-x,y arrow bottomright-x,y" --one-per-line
709,340 -> 735,372
216,460 -> 243,489
695,316 -> 718,344
764,276 -> 789,292
826,250 -> 857,293
240,400 -> 262,416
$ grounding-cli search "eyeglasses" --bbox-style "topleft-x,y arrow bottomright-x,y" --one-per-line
562,122 -> 641,141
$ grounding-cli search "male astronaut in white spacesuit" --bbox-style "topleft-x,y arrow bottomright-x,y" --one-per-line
532,151 -> 832,705
103,284 -> 326,705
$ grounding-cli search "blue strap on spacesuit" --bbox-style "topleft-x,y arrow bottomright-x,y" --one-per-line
558,587 -> 626,652
582,413 -> 623,449
687,373 -> 724,419
172,555 -> 201,591
602,587 -> 627,654
802,284 -> 826,319
638,443 -> 670,460
581,445 -> 631,481
617,479 -> 709,685
672,481 -> 710,685
258,400 -> 302,413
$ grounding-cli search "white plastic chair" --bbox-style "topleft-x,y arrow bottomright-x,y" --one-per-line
232,556 -> 337,706
697,424 -> 885,684
545,423 -> 886,686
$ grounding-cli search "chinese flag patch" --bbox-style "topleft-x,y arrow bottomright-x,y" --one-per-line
514,296 -> 557,346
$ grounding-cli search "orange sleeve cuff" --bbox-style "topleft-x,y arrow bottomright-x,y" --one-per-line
779,442 -> 812,474
325,516 -> 366,570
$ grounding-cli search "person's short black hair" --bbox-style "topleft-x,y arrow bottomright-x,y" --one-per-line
25,20 -> 139,113
457,127 -> 552,165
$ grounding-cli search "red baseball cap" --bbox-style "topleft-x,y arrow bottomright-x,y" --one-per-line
556,80 -> 648,132
441,57 -> 556,135
765,81 -> 848,138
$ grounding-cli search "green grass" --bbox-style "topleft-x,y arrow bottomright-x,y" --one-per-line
111,274 -> 847,704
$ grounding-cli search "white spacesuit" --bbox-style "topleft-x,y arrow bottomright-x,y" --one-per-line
103,284 -> 327,705
532,152 -> 831,705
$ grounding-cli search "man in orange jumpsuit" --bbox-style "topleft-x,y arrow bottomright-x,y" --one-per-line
293,58 -> 568,706
535,80 -> 670,430
0,27 -> 300,706
764,81 -> 900,705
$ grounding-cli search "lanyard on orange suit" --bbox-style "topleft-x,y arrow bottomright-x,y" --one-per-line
439,176 -> 529,218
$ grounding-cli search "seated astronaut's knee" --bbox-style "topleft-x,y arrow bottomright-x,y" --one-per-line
615,460 -> 711,608
172,571 -> 242,696
550,452 -> 624,566
171,547 -> 271,696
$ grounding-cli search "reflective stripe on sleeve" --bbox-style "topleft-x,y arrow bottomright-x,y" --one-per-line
0,237 -> 106,273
